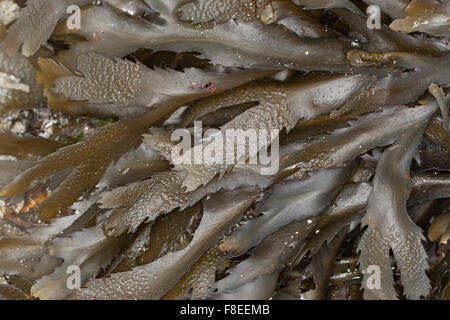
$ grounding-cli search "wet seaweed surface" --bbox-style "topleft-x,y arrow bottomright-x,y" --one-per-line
0,0 -> 449,300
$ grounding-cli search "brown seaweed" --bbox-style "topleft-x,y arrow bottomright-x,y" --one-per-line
358,105 -> 435,300
390,0 -> 450,37
53,1 -> 352,72
68,188 -> 260,299
0,0 -> 450,302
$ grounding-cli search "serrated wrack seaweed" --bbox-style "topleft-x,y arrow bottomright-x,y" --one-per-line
357,101 -> 437,300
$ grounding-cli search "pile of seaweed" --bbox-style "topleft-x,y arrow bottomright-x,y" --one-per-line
0,0 -> 449,300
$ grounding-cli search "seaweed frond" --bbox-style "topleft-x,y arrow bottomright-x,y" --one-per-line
68,188 -> 260,300
358,102 -> 437,300
4,0 -> 92,57
390,0 -> 450,37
